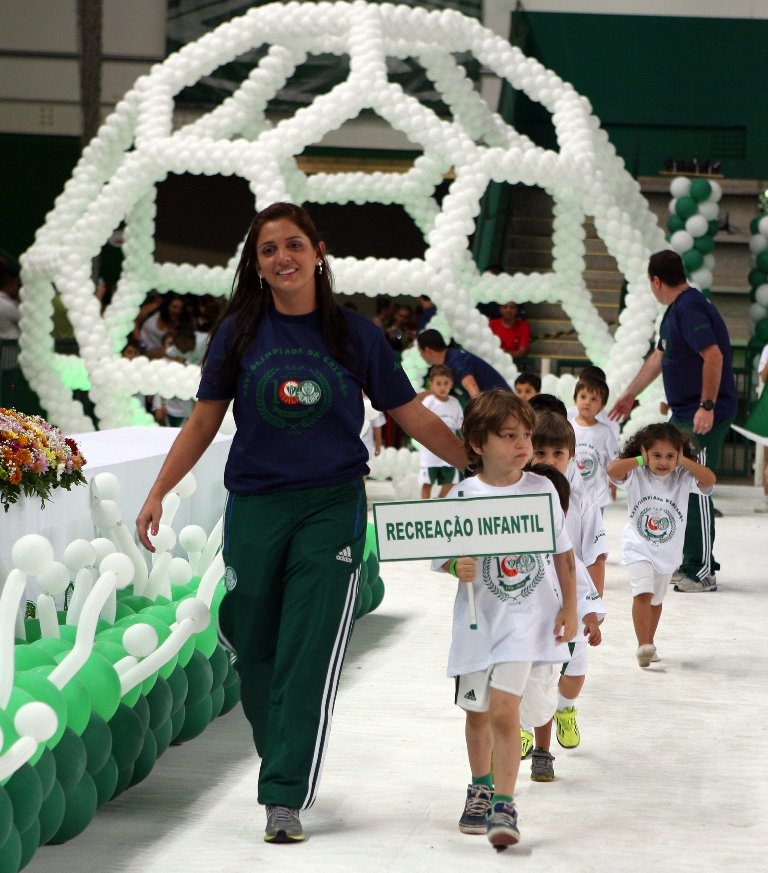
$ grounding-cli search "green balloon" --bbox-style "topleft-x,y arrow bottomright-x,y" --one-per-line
757,251 -> 768,273
359,560 -> 369,587
152,718 -> 173,758
210,684 -> 225,720
91,756 -> 118,809
37,779 -> 65,845
707,219 -> 720,236
5,688 -> 46,766
107,703 -> 145,771
675,196 -> 698,220
366,552 -> 380,584
0,826 -> 21,873
81,713 -> 112,775
131,694 -> 151,734
17,817 -> 40,870
50,771 -> 97,844
682,248 -> 704,273
58,625 -> 77,644
689,178 -> 712,202
92,640 -> 127,665
0,788 -> 13,846
176,634 -> 196,668
183,650 -> 214,707
170,584 -> 194,602
369,577 -> 386,612
145,677 -> 173,731
74,652 -> 121,722
113,602 -> 136,621
128,729 -> 157,788
33,637 -> 71,660
51,729 -> 86,792
117,594 -> 156,612
0,708 -> 18,756
4,764 -> 42,832
221,678 -> 241,716
111,764 -> 134,801
11,672 -> 67,749
755,317 -> 768,343
666,214 -> 684,234
169,706 -> 186,743
693,235 -> 714,254
749,269 -> 767,288
13,644 -> 54,672
166,664 -> 189,714
364,523 -> 378,560
23,620 -> 42,643
31,747 -> 56,800
175,696 -> 213,743
209,645 -> 229,689
120,683 -> 142,710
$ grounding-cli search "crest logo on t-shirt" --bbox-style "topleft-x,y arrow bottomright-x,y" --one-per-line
575,446 -> 599,481
636,507 -> 676,544
481,553 -> 544,604
256,367 -> 332,431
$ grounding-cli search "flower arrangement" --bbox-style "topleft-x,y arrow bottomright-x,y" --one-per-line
0,408 -> 87,511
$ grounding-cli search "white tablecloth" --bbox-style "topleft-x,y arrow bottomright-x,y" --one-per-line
1,426 -> 233,575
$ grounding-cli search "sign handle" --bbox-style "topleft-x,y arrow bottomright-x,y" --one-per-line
467,582 -> 477,630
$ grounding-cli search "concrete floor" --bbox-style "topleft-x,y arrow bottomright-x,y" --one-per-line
26,481 -> 768,873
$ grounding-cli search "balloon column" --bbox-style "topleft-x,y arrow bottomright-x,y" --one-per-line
666,175 -> 721,298
747,208 -> 768,347
19,0 -> 667,433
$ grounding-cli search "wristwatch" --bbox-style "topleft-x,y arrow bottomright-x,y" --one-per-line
699,399 -> 715,411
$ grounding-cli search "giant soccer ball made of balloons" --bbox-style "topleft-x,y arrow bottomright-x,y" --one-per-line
20,0 -> 668,433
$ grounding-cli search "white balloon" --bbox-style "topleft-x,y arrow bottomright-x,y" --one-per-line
669,177 -> 691,198
37,561 -> 71,596
90,537 -> 116,563
92,499 -> 121,530
669,230 -> 694,254
684,215 -> 709,239
749,302 -> 768,322
12,534 -> 54,576
749,235 -> 768,255
63,538 -> 96,572
755,284 -> 768,307
99,552 -> 136,588
758,216 -> 768,237
91,472 -> 120,500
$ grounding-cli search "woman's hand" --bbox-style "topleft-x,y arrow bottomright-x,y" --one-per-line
136,492 -> 164,552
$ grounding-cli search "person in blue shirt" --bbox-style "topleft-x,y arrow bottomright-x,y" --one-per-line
136,202 -> 467,844
417,328 -> 511,403
609,249 -> 737,594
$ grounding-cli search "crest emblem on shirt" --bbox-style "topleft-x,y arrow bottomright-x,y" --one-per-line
255,366 -> 332,431
481,553 -> 544,604
636,507 -> 676,544
575,446 -> 599,481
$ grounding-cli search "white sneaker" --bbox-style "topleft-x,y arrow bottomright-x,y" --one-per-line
636,644 -> 656,668
674,574 -> 717,593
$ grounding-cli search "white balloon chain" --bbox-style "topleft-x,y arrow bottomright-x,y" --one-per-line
19,0 -> 668,432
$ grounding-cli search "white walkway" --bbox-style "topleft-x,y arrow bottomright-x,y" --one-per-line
27,482 -> 768,873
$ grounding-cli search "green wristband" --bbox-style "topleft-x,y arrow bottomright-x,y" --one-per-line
448,559 -> 459,577
635,455 -> 644,467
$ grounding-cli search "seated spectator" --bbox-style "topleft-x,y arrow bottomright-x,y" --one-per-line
490,300 -> 531,359
138,292 -> 192,359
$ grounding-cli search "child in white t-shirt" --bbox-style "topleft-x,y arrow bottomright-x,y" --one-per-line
568,376 -> 620,509
420,364 -> 464,498
432,389 -> 577,851
607,422 -> 716,668
521,412 -> 607,767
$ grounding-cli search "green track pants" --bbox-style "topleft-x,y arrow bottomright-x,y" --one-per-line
218,479 -> 366,809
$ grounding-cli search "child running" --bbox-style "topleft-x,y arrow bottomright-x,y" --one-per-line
523,412 -> 607,761
419,364 -> 464,498
432,389 -> 577,850
607,422 -> 716,668
569,375 -> 620,510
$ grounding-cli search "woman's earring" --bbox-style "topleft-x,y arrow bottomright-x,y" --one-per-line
317,261 -> 323,275
258,274 -> 264,289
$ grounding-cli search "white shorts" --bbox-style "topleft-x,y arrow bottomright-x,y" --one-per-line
628,561 -> 671,606
455,661 -> 532,712
562,641 -> 588,677
519,663 -> 559,728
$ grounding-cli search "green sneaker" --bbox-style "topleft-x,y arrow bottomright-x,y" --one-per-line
530,747 -> 555,782
553,706 -> 580,749
520,728 -> 534,760
264,805 -> 304,843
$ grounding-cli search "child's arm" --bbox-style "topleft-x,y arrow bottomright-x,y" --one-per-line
582,612 -> 602,646
678,451 -> 716,489
606,455 -> 641,482
373,425 -> 383,456
552,549 -> 578,642
439,556 -> 477,582
587,555 -> 606,598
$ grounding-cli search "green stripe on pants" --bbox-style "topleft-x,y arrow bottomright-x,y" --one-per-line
218,479 -> 366,809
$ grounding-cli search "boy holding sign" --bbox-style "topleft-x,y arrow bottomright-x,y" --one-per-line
433,389 -> 577,851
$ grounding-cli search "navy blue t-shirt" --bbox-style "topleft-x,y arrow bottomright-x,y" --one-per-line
657,287 -> 738,422
198,307 -> 415,494
445,347 -> 511,393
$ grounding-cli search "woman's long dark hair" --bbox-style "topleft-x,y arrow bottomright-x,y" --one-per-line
620,422 -> 697,461
201,202 -> 348,389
